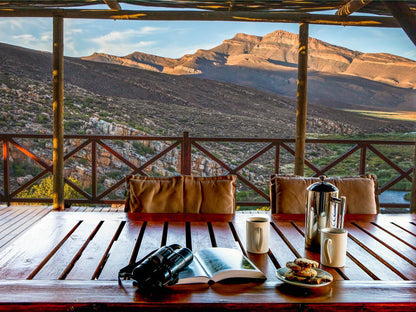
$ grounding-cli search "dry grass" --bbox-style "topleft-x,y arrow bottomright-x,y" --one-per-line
346,110 -> 416,122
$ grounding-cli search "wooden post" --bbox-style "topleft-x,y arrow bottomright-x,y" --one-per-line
181,132 -> 191,175
3,140 -> 9,204
411,143 -> 416,213
294,23 -> 309,176
383,0 -> 416,47
52,16 -> 65,210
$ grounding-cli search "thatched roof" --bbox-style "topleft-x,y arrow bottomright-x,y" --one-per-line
0,1 -> 414,16
2,1 -> 415,43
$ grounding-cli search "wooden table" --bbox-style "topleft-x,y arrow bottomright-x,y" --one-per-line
0,212 -> 415,311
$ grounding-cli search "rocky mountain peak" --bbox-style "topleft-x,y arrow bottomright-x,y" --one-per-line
230,32 -> 262,42
80,30 -> 415,110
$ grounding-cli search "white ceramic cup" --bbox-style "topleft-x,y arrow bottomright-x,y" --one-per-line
246,216 -> 269,254
320,227 -> 348,267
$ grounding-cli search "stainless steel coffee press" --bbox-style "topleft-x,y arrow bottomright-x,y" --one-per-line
305,176 -> 346,250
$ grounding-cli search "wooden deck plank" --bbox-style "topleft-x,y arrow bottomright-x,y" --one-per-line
0,209 -> 22,228
0,207 -> 51,250
0,213 -> 81,279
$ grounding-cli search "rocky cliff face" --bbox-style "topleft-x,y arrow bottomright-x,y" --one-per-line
83,30 -> 416,111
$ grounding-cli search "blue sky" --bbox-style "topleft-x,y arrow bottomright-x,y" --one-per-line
0,9 -> 415,61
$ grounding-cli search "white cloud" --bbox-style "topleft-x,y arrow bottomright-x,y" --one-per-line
94,40 -> 157,56
91,27 -> 164,44
12,34 -> 36,41
84,27 -> 166,56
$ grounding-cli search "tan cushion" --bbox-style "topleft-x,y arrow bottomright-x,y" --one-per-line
125,175 -> 184,213
270,174 -> 379,214
183,175 -> 237,213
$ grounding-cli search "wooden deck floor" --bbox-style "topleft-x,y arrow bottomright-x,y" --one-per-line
0,205 -> 52,251
0,205 -> 125,251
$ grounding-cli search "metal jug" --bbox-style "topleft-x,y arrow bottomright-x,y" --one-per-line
305,176 -> 346,250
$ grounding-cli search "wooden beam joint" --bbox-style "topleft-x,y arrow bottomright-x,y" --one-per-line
336,0 -> 374,16
103,0 -> 121,11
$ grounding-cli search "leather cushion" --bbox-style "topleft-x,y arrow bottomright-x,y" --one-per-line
270,174 -> 378,214
125,174 -> 237,214
125,175 -> 184,213
183,175 -> 237,213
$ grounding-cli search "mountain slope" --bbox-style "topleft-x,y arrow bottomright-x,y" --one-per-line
83,30 -> 416,111
0,41 -> 414,138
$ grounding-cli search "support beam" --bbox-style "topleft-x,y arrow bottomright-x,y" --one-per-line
383,1 -> 416,46
52,16 -> 65,210
294,23 -> 309,177
336,0 -> 373,16
0,9 -> 400,27
103,0 -> 121,11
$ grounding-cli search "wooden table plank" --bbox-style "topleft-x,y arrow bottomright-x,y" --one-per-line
375,220 -> 416,247
0,280 -> 414,310
98,220 -> 142,280
268,221 -> 299,268
188,221 -> 213,251
232,217 -> 279,282
274,220 -> 350,281
210,221 -> 239,250
134,221 -> 164,262
33,219 -> 104,280
0,213 -> 81,279
343,221 -> 405,281
387,220 -> 416,235
0,212 -> 415,311
65,220 -> 122,280
165,221 -> 187,248
350,221 -> 416,279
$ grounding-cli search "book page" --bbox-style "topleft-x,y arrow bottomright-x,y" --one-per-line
195,248 -> 265,282
177,256 -> 210,284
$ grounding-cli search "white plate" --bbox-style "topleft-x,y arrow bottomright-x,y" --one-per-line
276,267 -> 333,288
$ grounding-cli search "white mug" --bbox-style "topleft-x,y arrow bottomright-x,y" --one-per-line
320,228 -> 348,267
246,216 -> 269,254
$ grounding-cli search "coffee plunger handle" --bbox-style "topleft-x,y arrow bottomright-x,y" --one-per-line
338,196 -> 346,229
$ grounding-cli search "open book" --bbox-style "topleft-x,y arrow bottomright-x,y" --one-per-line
177,247 -> 266,284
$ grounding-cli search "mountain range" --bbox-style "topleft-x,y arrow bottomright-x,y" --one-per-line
0,30 -> 415,139
83,30 -> 416,112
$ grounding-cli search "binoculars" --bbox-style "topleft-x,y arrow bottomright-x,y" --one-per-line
120,244 -> 193,291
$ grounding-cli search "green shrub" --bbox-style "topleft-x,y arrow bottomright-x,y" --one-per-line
133,141 -> 154,155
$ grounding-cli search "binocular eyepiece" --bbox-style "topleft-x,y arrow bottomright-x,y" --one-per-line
128,244 -> 193,290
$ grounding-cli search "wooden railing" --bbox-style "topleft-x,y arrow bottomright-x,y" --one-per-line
1,132 -> 414,211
